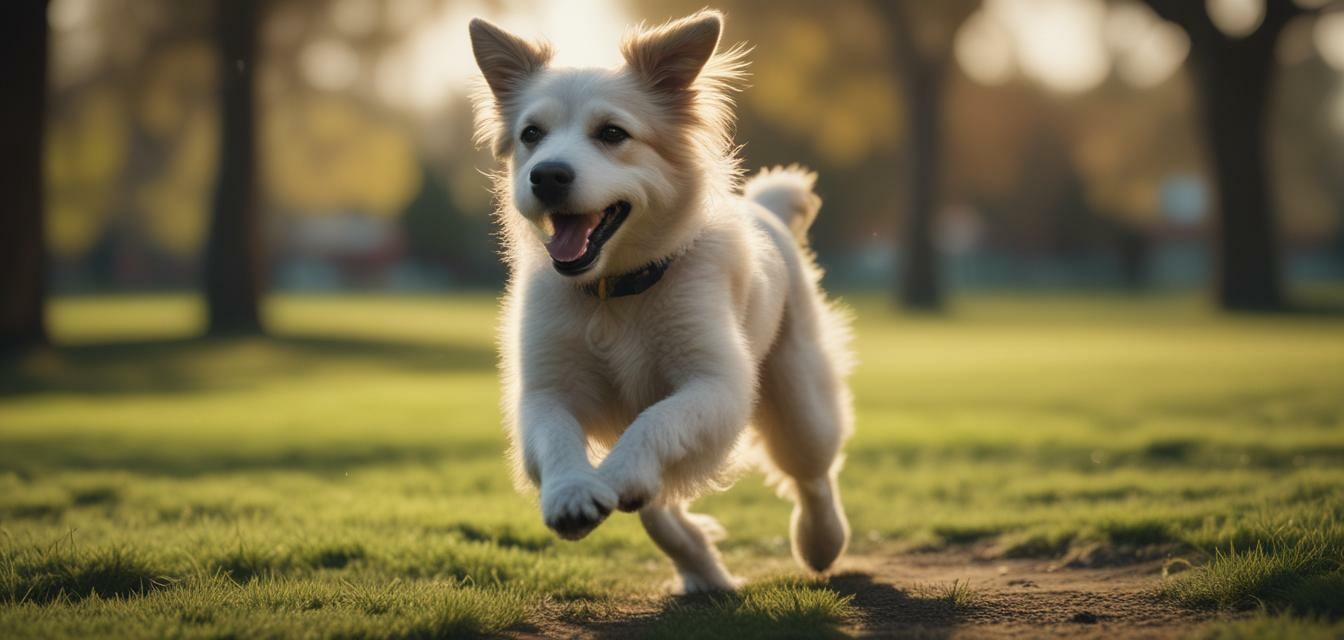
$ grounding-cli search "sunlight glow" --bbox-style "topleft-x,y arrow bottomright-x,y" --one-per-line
954,10 -> 1016,86
329,0 -> 378,37
374,0 -> 630,113
979,0 -> 1111,94
300,38 -> 361,92
48,0 -> 103,90
48,0 -> 93,31
1315,10 -> 1344,72
1105,2 -> 1188,88
956,0 -> 1188,93
1207,0 -> 1265,38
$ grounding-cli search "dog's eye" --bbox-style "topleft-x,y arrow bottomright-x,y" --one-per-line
596,125 -> 629,145
520,126 -> 544,145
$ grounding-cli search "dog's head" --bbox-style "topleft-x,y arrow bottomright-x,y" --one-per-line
469,11 -> 746,280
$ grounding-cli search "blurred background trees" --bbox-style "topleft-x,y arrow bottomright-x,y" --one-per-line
204,0 -> 265,335
11,0 -> 1344,339
0,1 -> 50,354
1142,0 -> 1312,310
874,0 -> 978,311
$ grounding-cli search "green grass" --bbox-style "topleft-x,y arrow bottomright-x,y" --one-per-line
1160,511 -> 1344,615
1197,614 -> 1344,640
645,577 -> 855,640
1,293 -> 1342,638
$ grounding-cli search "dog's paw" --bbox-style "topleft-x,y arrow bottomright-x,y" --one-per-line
598,456 -> 661,513
541,472 -> 617,540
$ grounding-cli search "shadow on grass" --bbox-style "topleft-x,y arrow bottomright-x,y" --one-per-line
0,436 -> 496,478
0,334 -> 502,476
572,573 -> 974,640
828,572 -> 974,638
2,547 -> 173,604
1250,298 -> 1344,318
0,333 -> 495,396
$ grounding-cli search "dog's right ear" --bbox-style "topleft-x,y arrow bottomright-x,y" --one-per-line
469,18 -> 552,103
621,10 -> 723,93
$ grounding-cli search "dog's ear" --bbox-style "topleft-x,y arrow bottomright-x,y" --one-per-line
621,10 -> 723,93
469,18 -> 552,103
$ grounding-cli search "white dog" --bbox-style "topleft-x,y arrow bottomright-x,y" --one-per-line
469,9 -> 854,592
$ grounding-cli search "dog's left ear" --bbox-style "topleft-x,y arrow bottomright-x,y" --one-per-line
621,10 -> 723,92
469,18 -> 552,103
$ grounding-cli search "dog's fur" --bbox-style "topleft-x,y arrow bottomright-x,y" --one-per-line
469,10 -> 854,592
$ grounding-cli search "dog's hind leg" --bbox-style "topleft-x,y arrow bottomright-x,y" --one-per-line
639,503 -> 740,593
753,311 -> 852,573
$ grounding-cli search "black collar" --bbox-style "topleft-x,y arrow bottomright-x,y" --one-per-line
580,256 -> 675,300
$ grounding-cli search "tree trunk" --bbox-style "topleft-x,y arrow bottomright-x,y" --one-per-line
900,62 -> 945,310
1116,224 -> 1151,291
0,1 -> 50,355
205,0 -> 265,335
881,0 -> 948,312
1195,44 -> 1284,311
1139,0 -> 1293,311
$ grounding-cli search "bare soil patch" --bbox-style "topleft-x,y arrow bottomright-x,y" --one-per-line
516,551 -> 1220,639
830,552 -> 1214,638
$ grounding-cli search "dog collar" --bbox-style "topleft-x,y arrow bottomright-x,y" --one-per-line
580,256 -> 675,300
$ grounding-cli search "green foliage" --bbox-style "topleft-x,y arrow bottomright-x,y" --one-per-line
1,293 -> 1342,638
399,166 -> 504,286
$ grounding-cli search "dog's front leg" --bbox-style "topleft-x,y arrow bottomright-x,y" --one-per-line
597,371 -> 753,511
519,392 -> 617,540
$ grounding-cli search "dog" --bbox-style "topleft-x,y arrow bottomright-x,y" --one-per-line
468,9 -> 854,592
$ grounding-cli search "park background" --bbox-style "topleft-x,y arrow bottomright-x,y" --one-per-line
2,0 -> 1343,638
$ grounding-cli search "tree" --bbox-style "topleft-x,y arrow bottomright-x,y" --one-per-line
0,1 -> 50,354
204,0 -> 265,335
874,1 -> 978,311
1140,0 -> 1311,311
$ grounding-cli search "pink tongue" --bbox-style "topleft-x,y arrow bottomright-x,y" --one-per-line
546,213 -> 601,262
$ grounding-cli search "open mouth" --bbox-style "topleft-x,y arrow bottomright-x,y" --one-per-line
545,201 -> 631,276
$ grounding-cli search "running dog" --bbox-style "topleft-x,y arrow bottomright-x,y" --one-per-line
469,9 -> 854,592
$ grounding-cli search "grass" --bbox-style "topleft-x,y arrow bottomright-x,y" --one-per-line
1197,614 -> 1344,640
1,292 -> 1342,637
0,576 -> 529,639
1160,512 -> 1344,615
645,577 -> 855,640
910,579 -> 979,611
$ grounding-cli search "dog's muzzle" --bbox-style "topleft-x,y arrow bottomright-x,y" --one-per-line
547,201 -> 631,276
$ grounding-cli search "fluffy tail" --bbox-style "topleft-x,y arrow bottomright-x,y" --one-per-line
743,165 -> 822,242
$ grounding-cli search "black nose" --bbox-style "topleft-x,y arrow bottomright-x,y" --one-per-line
530,162 -> 574,207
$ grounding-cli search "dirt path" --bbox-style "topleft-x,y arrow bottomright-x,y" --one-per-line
519,552 -> 1218,639
828,553 -> 1213,638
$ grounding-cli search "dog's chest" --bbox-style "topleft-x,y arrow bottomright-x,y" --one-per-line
580,303 -> 670,411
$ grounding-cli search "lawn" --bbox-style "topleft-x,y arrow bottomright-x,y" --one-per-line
1,293 -> 1342,638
